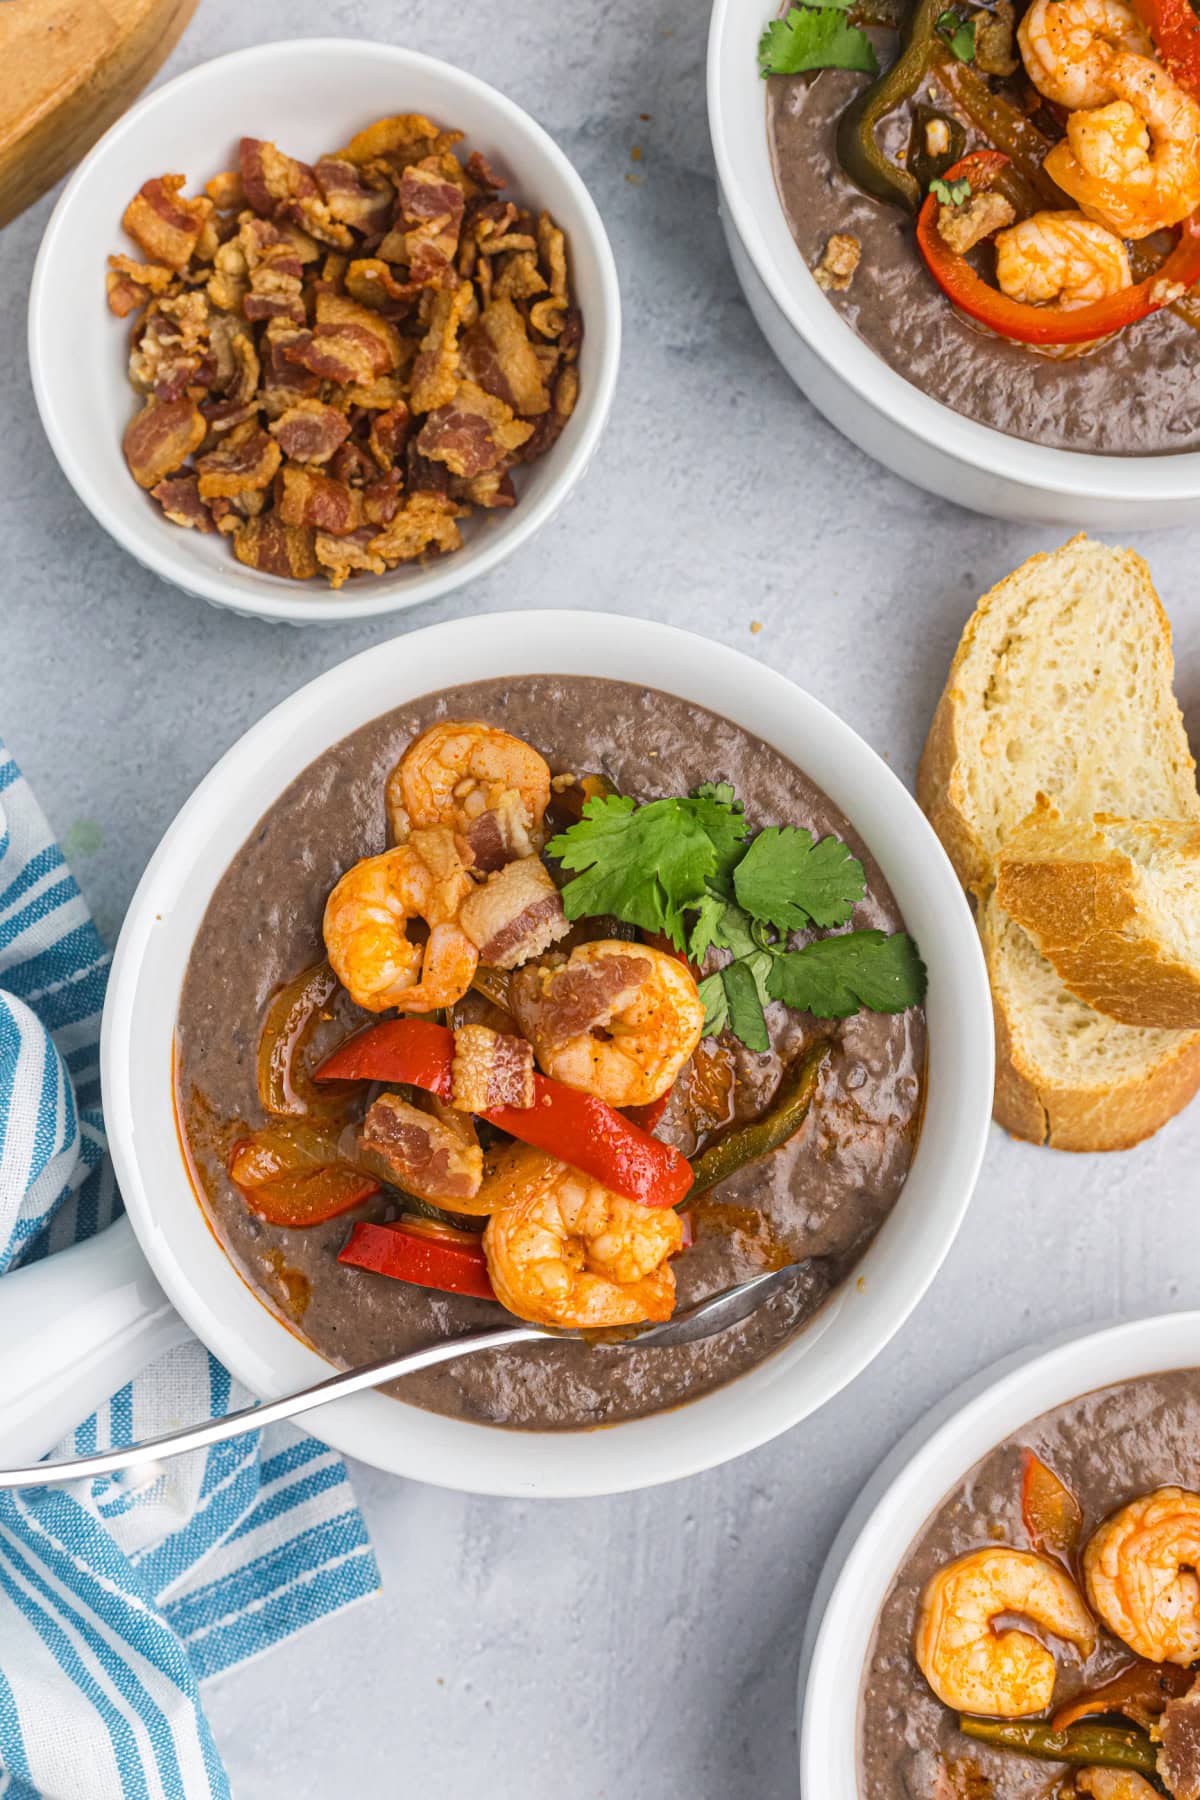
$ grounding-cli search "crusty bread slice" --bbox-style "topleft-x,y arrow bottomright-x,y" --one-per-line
918,535 -> 1200,899
979,895 -> 1200,1152
997,802 -> 1200,1030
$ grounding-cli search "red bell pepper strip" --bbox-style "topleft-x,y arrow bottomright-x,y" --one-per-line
232,1162 -> 380,1228
916,150 -> 1200,344
315,1019 -> 693,1208
339,1219 -> 496,1300
1134,0 -> 1200,97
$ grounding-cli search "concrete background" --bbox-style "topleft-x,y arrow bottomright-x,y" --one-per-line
3,0 -> 1198,1793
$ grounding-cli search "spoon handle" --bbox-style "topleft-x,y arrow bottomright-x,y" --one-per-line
0,1322 -> 543,1492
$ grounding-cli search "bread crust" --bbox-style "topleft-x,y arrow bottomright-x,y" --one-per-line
921,537 -> 1200,1153
998,813 -> 1200,1030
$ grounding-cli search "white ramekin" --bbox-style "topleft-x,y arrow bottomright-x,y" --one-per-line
28,39 -> 621,624
708,0 -> 1200,526
798,1312 -> 1200,1791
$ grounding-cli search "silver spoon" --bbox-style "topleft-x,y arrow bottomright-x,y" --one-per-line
0,1263 -> 810,1491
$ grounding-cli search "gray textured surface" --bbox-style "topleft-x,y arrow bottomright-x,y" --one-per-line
3,0 -> 1199,1795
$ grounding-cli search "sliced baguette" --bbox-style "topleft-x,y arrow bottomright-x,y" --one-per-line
979,896 -> 1200,1152
997,803 -> 1200,1029
918,535 -> 1200,899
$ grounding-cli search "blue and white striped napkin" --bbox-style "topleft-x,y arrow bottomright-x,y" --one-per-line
0,739 -> 380,1800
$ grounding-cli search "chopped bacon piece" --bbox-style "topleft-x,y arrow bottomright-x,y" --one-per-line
459,298 -> 549,416
417,380 -> 532,479
344,257 -> 415,312
233,514 -> 319,579
128,292 -> 211,398
241,224 -> 307,325
368,491 -> 465,565
239,136 -> 317,214
122,175 -> 212,271
196,421 -> 281,498
1161,1677 -> 1200,1800
521,364 -> 578,463
330,440 -> 377,488
206,314 -> 260,402
359,1092 -> 482,1204
276,465 -> 363,536
367,402 -> 412,469
452,467 -> 516,509
459,857 -> 570,967
150,475 -> 213,530
362,468 -> 404,524
512,949 -> 651,1044
205,169 -> 244,211
122,396 -> 206,488
493,250 -> 547,304
451,1025 -> 535,1112
465,149 -> 505,191
336,113 -> 444,169
106,254 -> 176,318
406,440 -> 453,498
538,210 -> 569,303
409,281 -> 473,412
397,158 -> 465,289
283,290 -> 402,383
313,158 -> 393,237
314,526 -> 387,589
269,399 -> 351,464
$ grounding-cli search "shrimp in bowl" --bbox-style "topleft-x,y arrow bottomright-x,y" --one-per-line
179,681 -> 929,1433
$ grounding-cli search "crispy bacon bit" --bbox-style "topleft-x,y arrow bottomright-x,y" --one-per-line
512,950 -> 651,1044
122,175 -> 212,271
451,1025 -> 535,1112
363,468 -> 404,524
276,465 -> 363,535
459,298 -> 549,415
123,396 -> 206,488
459,857 -> 570,967
368,403 -> 413,469
937,192 -> 1015,256
196,421 -> 281,498
397,158 -> 465,289
1161,1677 -> 1200,1800
269,399 -> 351,464
417,380 -> 532,479
409,282 -> 474,412
150,475 -> 213,530
109,112 -> 578,587
233,514 -> 319,579
368,491 -> 465,565
314,527 -> 387,590
336,113 -> 444,168
359,1092 -> 482,1203
813,233 -> 862,294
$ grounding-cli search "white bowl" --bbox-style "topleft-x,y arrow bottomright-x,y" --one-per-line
28,40 -> 621,625
798,1311 -> 1200,1792
100,610 -> 993,1497
707,0 -> 1200,526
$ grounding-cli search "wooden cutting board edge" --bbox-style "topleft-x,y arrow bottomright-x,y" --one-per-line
0,0 -> 200,229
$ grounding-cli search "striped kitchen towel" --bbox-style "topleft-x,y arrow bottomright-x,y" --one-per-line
0,739 -> 380,1800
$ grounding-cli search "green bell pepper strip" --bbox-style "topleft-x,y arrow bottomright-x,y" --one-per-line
686,1041 -> 830,1198
836,0 -> 944,210
958,1715 -> 1160,1774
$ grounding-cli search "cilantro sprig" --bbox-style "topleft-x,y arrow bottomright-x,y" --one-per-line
546,783 -> 926,1050
930,175 -> 972,206
935,7 -> 976,61
758,2 -> 880,77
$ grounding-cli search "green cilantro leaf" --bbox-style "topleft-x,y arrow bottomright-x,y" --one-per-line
688,790 -> 752,890
758,5 -> 880,77
720,957 -> 772,1053
929,175 -> 972,205
732,826 -> 866,932
547,792 -> 749,952
766,931 -> 927,1019
698,969 -> 729,1036
935,8 -> 975,60
692,781 -> 739,809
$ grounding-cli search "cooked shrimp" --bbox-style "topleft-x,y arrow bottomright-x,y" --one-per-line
388,721 -> 552,870
994,210 -> 1132,306
1084,1486 -> 1200,1664
510,940 -> 706,1107
481,1143 -> 683,1327
1045,52 -> 1200,237
914,1547 -> 1097,1716
1019,0 -> 1152,109
323,826 -> 478,1012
